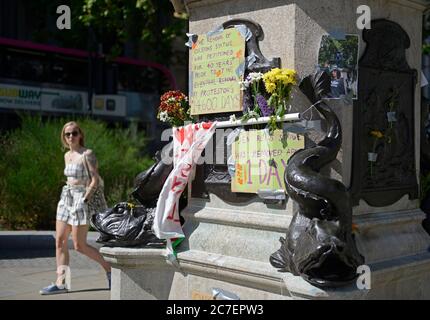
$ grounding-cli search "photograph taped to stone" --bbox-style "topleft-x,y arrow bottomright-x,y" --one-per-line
317,34 -> 359,100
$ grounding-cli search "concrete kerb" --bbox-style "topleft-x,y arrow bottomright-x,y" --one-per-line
0,231 -> 102,251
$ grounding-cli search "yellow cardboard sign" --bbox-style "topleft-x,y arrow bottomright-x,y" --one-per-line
189,28 -> 245,115
231,129 -> 304,193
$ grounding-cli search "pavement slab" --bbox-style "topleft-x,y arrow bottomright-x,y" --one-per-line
0,232 -> 111,300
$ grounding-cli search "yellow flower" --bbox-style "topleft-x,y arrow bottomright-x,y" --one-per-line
269,68 -> 281,75
265,82 -> 276,93
275,73 -> 288,83
263,68 -> 280,83
264,68 -> 297,86
283,69 -> 297,85
262,67 -> 297,96
262,74 -> 272,84
284,69 -> 296,76
370,130 -> 384,138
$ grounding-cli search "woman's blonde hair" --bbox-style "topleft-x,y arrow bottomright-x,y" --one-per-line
61,121 -> 85,149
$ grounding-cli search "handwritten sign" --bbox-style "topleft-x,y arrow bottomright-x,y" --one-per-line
189,28 -> 245,115
231,129 -> 304,193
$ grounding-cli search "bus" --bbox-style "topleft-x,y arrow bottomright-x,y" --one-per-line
0,36 -> 177,138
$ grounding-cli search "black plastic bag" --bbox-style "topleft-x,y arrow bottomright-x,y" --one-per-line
131,143 -> 173,206
90,202 -> 165,247
91,142 -> 174,248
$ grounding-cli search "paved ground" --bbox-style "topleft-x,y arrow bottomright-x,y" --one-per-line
0,231 -> 110,300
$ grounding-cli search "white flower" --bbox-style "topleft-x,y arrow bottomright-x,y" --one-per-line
229,114 -> 237,122
159,111 -> 170,122
248,72 -> 263,82
240,72 -> 263,90
247,110 -> 259,118
239,80 -> 250,91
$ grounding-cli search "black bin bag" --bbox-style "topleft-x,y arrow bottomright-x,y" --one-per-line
90,202 -> 165,247
90,143 -> 173,247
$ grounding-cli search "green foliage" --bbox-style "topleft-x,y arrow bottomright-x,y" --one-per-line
28,0 -> 187,63
317,35 -> 358,69
421,173 -> 430,201
424,43 -> 430,56
423,15 -> 430,56
0,115 -> 153,230
81,0 -> 187,62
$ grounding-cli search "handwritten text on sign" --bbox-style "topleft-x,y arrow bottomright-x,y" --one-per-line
231,130 -> 304,193
190,28 -> 245,115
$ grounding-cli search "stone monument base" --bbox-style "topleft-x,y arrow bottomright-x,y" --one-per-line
101,247 -> 430,300
100,196 -> 430,300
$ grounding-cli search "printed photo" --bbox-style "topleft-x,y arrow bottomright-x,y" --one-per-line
317,34 -> 359,100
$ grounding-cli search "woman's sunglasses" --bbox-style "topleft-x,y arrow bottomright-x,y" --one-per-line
64,131 -> 79,138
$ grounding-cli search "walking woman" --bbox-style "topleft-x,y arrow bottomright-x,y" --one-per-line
40,121 -> 111,295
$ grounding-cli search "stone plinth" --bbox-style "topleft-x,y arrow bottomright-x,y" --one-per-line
101,196 -> 430,300
100,0 -> 430,300
101,244 -> 430,300
100,247 -> 174,300
186,0 -> 425,197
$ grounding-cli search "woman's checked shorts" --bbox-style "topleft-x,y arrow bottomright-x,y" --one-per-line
56,185 -> 91,226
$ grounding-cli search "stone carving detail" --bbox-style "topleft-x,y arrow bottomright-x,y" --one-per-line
351,19 -> 418,206
270,71 -> 364,288
193,19 -> 280,201
359,19 -> 412,72
222,18 -> 281,74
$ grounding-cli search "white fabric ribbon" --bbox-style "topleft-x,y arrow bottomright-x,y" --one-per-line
152,122 -> 217,242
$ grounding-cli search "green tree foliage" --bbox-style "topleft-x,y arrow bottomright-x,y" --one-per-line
0,115 -> 153,230
28,0 -> 187,63
317,35 -> 358,69
423,14 -> 430,56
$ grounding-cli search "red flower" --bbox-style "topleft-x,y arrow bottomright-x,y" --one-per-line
202,122 -> 212,130
157,90 -> 192,127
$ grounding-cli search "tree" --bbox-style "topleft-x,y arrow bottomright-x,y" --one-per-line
318,35 -> 358,69
423,14 -> 430,55
27,0 -> 187,64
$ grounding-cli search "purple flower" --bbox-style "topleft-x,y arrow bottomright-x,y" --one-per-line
256,94 -> 273,116
243,89 -> 253,112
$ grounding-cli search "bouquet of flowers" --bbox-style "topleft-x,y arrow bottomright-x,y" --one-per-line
157,90 -> 193,127
240,68 -> 297,133
263,68 -> 297,112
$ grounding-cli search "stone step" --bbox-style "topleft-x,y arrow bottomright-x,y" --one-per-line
182,203 -> 291,233
176,250 -> 430,299
100,246 -> 430,299
183,197 -> 430,265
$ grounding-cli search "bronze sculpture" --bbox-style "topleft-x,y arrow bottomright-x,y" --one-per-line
270,71 -> 364,287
